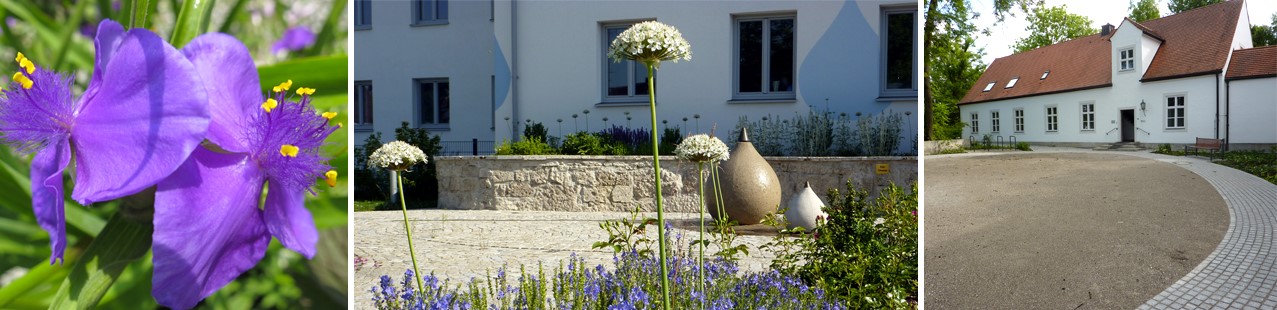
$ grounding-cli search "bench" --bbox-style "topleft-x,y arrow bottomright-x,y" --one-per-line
1185,137 -> 1223,160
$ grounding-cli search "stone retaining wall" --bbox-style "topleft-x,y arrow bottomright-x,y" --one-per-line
436,156 -> 917,212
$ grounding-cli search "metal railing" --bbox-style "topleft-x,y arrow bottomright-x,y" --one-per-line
439,139 -> 496,156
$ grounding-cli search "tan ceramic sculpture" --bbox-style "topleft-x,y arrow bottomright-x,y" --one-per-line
708,127 -> 781,225
785,182 -> 828,230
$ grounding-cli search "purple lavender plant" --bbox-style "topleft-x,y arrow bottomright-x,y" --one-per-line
0,19 -> 210,265
150,33 -> 339,309
272,26 -> 317,54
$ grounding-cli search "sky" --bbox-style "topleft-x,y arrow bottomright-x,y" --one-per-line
969,0 -> 1277,65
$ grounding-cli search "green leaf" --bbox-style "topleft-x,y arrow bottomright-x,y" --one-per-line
168,0 -> 216,48
0,251 -> 74,308
49,213 -> 153,310
256,54 -> 349,93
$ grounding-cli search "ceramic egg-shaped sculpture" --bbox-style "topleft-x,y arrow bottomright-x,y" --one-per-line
707,127 -> 781,225
785,182 -> 828,230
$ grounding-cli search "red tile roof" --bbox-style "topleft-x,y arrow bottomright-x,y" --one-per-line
959,0 -> 1247,105
1226,45 -> 1277,81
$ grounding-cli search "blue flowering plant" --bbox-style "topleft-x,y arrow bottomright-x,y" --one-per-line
0,1 -> 347,308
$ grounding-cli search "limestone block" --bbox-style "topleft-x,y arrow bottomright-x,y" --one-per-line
612,186 -> 633,203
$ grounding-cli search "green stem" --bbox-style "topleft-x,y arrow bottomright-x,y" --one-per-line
696,163 -> 705,310
397,172 -> 424,291
646,62 -> 671,310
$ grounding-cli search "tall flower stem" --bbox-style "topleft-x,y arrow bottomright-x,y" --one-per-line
645,62 -> 672,310
397,172 -> 424,291
696,163 -> 706,310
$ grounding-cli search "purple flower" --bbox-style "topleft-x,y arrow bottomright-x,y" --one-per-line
150,33 -> 338,309
0,19 -> 209,265
272,26 -> 316,54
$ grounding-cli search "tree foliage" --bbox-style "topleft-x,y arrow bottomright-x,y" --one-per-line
1168,0 -> 1222,14
1253,13 -> 1277,47
1128,0 -> 1161,22
1012,5 -> 1097,53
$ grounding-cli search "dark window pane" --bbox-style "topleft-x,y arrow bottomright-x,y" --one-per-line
634,62 -> 649,95
607,28 -> 628,96
886,12 -> 914,89
419,0 -> 433,22
769,19 -> 794,92
420,82 -> 434,124
438,0 -> 448,20
738,20 -> 762,93
438,82 -> 450,124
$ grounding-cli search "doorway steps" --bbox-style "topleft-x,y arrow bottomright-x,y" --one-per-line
1093,142 -> 1147,151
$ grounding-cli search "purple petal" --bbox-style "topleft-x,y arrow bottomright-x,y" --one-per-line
30,138 -> 70,265
70,26 -> 210,205
153,147 -> 270,310
264,183 -> 318,258
271,27 -> 316,54
182,33 -> 262,153
82,19 -> 124,110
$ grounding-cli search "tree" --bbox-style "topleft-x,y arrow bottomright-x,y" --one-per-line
1012,5 -> 1097,53
1254,13 -> 1277,47
1168,0 -> 1221,14
1129,0 -> 1160,22
924,0 -> 1035,140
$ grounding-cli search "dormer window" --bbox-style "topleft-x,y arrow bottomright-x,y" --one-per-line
983,81 -> 996,92
1040,70 -> 1050,80
1005,77 -> 1019,88
1119,48 -> 1135,71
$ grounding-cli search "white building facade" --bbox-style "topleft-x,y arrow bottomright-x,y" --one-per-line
355,0 -> 918,155
958,0 -> 1276,149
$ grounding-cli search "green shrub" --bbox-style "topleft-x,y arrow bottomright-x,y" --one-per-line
1219,149 -> 1277,185
1015,142 -> 1032,151
559,132 -> 626,155
495,137 -> 558,155
764,182 -> 918,308
354,132 -> 388,201
523,122 -> 548,142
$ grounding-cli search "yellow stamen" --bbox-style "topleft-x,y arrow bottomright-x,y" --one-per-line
296,87 -> 315,96
280,144 -> 300,157
12,72 -> 32,89
324,170 -> 338,187
261,98 -> 278,112
337,122 -> 344,128
273,80 -> 293,93
19,59 -> 34,74
15,52 -> 25,63
321,111 -> 337,120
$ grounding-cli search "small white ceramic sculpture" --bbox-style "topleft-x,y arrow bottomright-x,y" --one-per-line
785,182 -> 829,230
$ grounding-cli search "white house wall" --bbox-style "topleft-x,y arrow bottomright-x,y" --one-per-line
961,75 -> 1225,145
1227,77 -> 1277,145
353,0 -> 496,146
492,0 -> 917,153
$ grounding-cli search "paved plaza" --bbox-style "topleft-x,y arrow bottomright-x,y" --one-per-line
926,147 -> 1277,309
353,210 -> 779,309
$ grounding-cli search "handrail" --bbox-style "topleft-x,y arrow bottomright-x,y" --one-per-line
1105,127 -> 1119,135
1136,128 -> 1151,135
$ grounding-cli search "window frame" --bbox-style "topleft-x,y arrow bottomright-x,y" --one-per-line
1166,95 -> 1186,129
355,0 -> 372,30
1080,102 -> 1095,131
1118,47 -> 1135,72
731,14 -> 797,102
970,112 -> 979,134
601,21 -> 656,105
1013,108 -> 1025,133
991,110 -> 1001,133
414,78 -> 451,130
879,6 -> 917,99
412,0 -> 449,26
1045,105 -> 1058,132
354,80 -> 373,132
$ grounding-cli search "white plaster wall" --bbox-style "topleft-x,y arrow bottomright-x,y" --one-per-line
1227,78 -> 1277,144
353,0 -> 495,146
960,75 -> 1222,144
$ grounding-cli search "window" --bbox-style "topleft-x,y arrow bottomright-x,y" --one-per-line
1046,106 -> 1058,132
354,81 -> 373,131
1166,95 -> 1185,128
412,0 -> 448,25
1014,108 -> 1024,132
1119,48 -> 1135,71
1005,77 -> 1019,89
603,23 -> 652,102
880,7 -> 916,98
1081,103 -> 1094,131
970,112 -> 979,133
1040,70 -> 1050,80
982,81 -> 996,92
416,79 -> 450,128
991,110 -> 1001,132
734,15 -> 794,100
355,0 -> 371,29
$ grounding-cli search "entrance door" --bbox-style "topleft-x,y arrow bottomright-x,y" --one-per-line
1120,109 -> 1135,142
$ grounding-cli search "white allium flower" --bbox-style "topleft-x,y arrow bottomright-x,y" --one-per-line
674,134 -> 730,164
368,141 -> 428,171
873,217 -> 886,226
608,21 -> 692,67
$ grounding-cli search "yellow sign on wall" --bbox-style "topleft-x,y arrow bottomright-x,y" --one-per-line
875,163 -> 890,175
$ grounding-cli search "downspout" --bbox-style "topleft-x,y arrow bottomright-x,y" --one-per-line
1214,72 -> 1220,147
1225,79 -> 1231,151
510,0 -> 520,140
